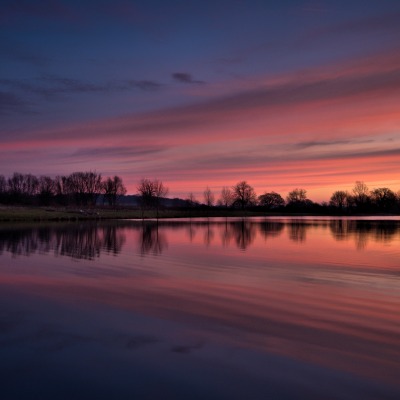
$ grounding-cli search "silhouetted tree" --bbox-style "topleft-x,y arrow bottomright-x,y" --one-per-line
66,171 -> 102,206
258,191 -> 285,209
38,176 -> 55,206
137,178 -> 168,218
203,186 -> 215,207
103,176 -> 127,206
0,175 -> 6,203
0,175 -> 7,193
371,187 -> 397,211
232,181 -> 257,209
186,192 -> 198,207
286,188 -> 307,204
153,179 -> 168,219
329,190 -> 349,210
54,175 -> 69,205
137,178 -> 154,217
66,172 -> 86,205
219,186 -> 233,207
83,171 -> 103,206
352,181 -> 369,207
7,172 -> 24,198
7,172 -> 38,203
23,174 -> 39,197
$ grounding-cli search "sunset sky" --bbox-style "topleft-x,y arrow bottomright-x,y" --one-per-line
1,0 -> 400,201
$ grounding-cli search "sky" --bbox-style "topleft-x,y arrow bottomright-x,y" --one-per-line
1,0 -> 400,202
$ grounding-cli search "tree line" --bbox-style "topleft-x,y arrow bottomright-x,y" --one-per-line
0,172 -> 399,214
193,180 -> 400,214
0,172 -> 126,206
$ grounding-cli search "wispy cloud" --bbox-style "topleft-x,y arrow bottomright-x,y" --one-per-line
126,80 -> 163,91
71,145 -> 166,159
313,10 -> 400,37
0,91 -> 29,115
172,72 -> 205,84
0,37 -> 49,67
293,139 -> 375,150
0,76 -> 163,97
0,76 -> 164,115
1,50 -> 399,199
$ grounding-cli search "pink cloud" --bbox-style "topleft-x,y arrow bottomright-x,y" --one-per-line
1,50 -> 400,201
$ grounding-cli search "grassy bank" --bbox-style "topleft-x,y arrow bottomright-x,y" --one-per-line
0,206 -> 270,222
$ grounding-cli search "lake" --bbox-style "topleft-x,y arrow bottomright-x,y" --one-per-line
0,217 -> 399,399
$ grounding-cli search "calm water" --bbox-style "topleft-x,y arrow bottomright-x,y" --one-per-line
0,217 -> 399,399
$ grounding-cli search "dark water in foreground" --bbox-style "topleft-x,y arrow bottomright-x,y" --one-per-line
0,217 -> 399,399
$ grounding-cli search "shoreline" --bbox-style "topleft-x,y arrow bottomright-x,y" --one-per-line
0,206 -> 398,222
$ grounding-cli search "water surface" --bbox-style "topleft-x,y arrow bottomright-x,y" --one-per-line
1,217 -> 399,399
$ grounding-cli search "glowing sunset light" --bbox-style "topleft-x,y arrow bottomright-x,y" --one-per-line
1,1 -> 400,202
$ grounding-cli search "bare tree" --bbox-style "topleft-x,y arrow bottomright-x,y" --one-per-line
54,175 -> 69,205
352,181 -> 369,209
137,178 -> 154,217
232,181 -> 257,209
203,186 -> 215,207
137,178 -> 168,218
220,186 -> 233,207
66,172 -> 86,205
0,175 -> 7,193
258,191 -> 285,209
23,174 -> 39,196
0,175 -> 6,203
286,188 -> 307,205
371,187 -> 396,211
7,173 -> 38,203
65,171 -> 102,206
83,171 -> 102,206
186,192 -> 198,207
153,179 -> 168,219
103,176 -> 127,206
38,176 -> 55,205
329,190 -> 349,210
7,172 -> 24,195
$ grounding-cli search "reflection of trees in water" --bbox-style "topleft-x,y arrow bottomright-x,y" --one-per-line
186,223 -> 197,242
0,229 -> 40,256
102,226 -> 126,255
0,224 -> 126,260
140,222 -> 168,256
54,226 -> 102,260
329,220 -> 399,249
203,220 -> 215,246
2,219 -> 397,258
287,222 -> 308,243
258,221 -> 284,240
373,222 -> 398,242
218,219 -> 257,250
220,219 -> 234,247
231,220 -> 257,250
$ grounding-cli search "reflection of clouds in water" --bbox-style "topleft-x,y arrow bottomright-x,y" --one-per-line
1,219 -> 400,397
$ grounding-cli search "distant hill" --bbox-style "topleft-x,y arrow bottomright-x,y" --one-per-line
98,195 -> 189,207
